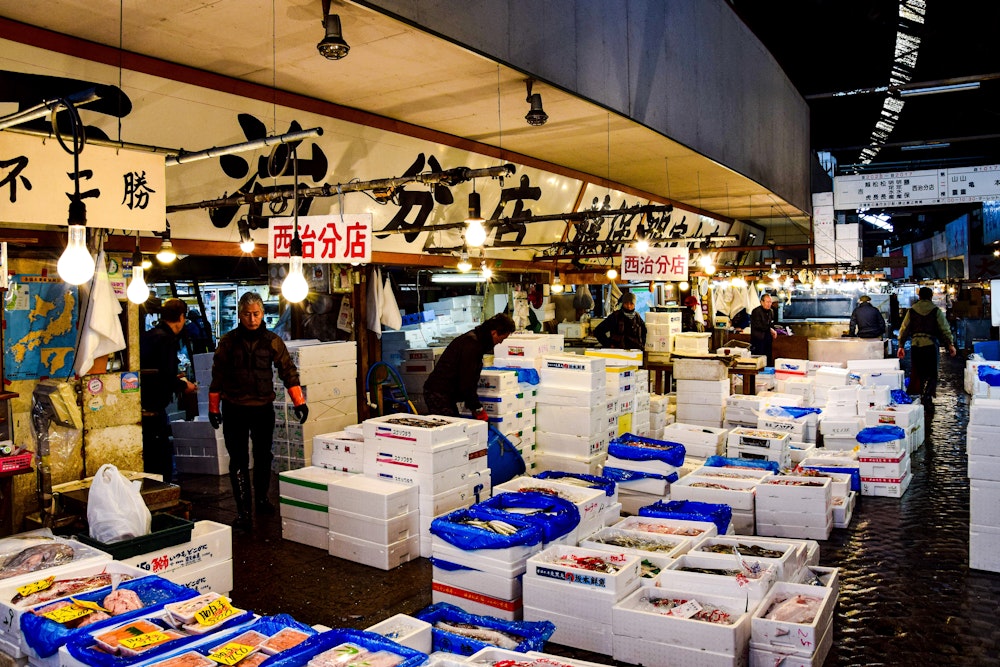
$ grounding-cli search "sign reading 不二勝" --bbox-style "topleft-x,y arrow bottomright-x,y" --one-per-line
268,214 -> 372,263
620,247 -> 689,281
0,132 -> 165,231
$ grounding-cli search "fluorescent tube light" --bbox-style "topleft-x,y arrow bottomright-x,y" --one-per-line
898,82 -> 980,97
900,142 -> 950,151
431,272 -> 491,284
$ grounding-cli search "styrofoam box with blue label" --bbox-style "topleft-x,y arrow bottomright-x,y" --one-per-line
327,475 -> 418,519
658,553 -> 776,606
362,414 -> 486,448
774,358 -> 809,376
312,430 -> 365,473
370,461 -> 468,496
669,475 -> 758,511
526,544 -> 641,602
613,585 -> 756,658
751,581 -> 836,656
279,466 -> 352,506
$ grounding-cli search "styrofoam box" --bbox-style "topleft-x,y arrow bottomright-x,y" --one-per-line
432,525 -> 542,573
971,397 -> 1000,426
856,385 -> 892,410
832,492 -> 856,527
675,404 -> 725,423
494,478 -> 609,532
775,358 -> 809,375
790,444 -> 816,465
757,475 -> 831,513
286,340 -> 356,366
158,556 -> 233,597
752,581 -> 836,656
535,404 -> 607,437
755,517 -> 832,541
498,336 -> 556,358
365,613 -> 433,654
533,450 -> 606,476
613,633 -> 745,667
614,515 -> 718,540
542,353 -> 606,373
522,573 -> 621,627
858,453 -> 910,479
658,553 -> 776,607
312,431 -> 365,473
432,583 -> 522,621
613,585 -> 755,658
535,430 -> 607,457
370,459 -> 469,495
750,618 -> 832,667
297,362 -> 357,387
329,506 -> 419,544
670,475 -> 758,511
362,435 -> 481,477
968,454 -> 1000,482
327,474 -> 418,519
755,506 -> 832,529
362,414 -> 486,447
609,471 -> 668,497
728,427 -> 790,451
432,558 -> 523,601
282,516 -> 330,550
690,536 -> 799,581
820,417 -> 864,437
969,523 -> 1000,573
968,424 -> 998,456
676,378 -> 730,398
970,478 -> 1000,525
280,496 -> 328,527
726,444 -> 791,469
846,358 -> 900,371
278,466 -> 352,506
329,531 -> 418,570
526,544 -> 641,600
121,520 -> 232,575
524,604 -> 613,655
861,471 -> 912,498
479,370 -> 519,395
865,405 -> 921,428
419,482 -> 476,517
689,465 -> 772,482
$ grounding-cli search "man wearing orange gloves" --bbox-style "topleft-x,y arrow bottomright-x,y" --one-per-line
209,291 -> 307,531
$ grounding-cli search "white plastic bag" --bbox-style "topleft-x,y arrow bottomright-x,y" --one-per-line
87,464 -> 152,543
380,275 -> 403,331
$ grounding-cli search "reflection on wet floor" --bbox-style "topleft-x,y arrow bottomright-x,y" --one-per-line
178,354 -> 1000,666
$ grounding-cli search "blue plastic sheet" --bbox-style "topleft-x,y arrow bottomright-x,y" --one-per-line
601,466 -> 679,485
430,507 -> 543,550
266,626 -> 426,667
414,602 -> 554,655
856,425 -> 906,443
978,365 -> 1000,387
890,390 -> 913,404
535,471 -> 617,497
487,426 -> 526,487
65,606 -> 255,667
801,465 -> 861,492
608,434 -> 686,466
484,366 -> 540,385
151,615 -> 317,666
764,406 -> 822,419
704,455 -> 780,474
21,575 -> 199,658
474,491 -> 580,542
640,499 -> 732,536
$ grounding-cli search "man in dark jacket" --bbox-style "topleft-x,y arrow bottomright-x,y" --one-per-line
897,286 -> 957,400
848,295 -> 886,338
209,291 -> 308,531
750,293 -> 777,365
423,314 -> 516,418
140,298 -> 197,484
593,292 -> 646,350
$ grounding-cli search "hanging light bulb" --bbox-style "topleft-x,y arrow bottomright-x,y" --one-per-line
465,191 -> 488,248
768,263 -> 780,280
57,213 -> 95,286
607,267 -> 618,280
126,242 -> 149,305
704,264 -> 716,276
238,217 -> 255,253
731,276 -> 747,288
481,261 -> 493,280
635,223 -> 649,253
457,248 -> 472,273
281,148 -> 309,303
551,272 -> 564,294
141,256 -> 152,270
156,221 -> 177,263
679,280 -> 690,292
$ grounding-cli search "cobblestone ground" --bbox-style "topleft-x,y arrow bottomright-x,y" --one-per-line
180,353 -> 1000,666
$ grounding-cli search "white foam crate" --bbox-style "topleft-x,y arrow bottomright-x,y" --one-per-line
362,436 -> 482,476
493,477 -> 609,535
328,507 -> 419,544
524,604 -> 613,655
431,535 -> 541,577
657,553 -> 777,607
613,515 -> 718,540
688,465 -> 772,482
860,472 -> 912,498
362,414 -> 486,447
755,516 -> 832,541
727,427 -> 790,451
757,475 -> 831,514
281,517 -> 331,550
433,582 -> 522,621
858,453 -> 910,479
327,474 -> 418,519
328,532 -> 418,570
365,613 -> 432,654
689,535 -> 799,581
613,633 -> 746,667
669,475 -> 758,511
432,560 -> 522,600
525,544 -> 641,601
581,527 -> 695,562
751,581 -> 836,656
749,619 -> 832,667
278,466 -> 352,505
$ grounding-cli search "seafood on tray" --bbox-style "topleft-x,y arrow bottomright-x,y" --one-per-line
696,543 -> 787,559
0,542 -> 76,581
12,572 -> 134,606
627,521 -> 708,537
588,532 -> 680,553
638,595 -> 739,625
547,553 -> 622,574
31,585 -> 146,627
308,642 -> 405,667
455,517 -> 521,535
434,621 -> 523,649
763,593 -> 823,624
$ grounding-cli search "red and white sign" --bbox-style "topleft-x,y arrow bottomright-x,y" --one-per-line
620,247 -> 689,281
268,214 -> 372,263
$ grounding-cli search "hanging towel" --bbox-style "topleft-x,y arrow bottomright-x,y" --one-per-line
366,266 -> 383,339
380,273 -> 402,330
747,283 -> 762,312
74,251 -> 126,377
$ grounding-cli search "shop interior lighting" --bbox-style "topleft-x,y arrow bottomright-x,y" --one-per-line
281,148 -> 309,303
464,189 -> 488,248
606,267 -> 618,280
550,272 -> 564,294
126,237 -> 149,305
237,217 -> 256,253
155,222 -> 177,264
731,276 -> 747,288
480,261 -> 493,281
898,81 -> 979,97
457,248 -> 472,273
431,272 -> 490,284
679,280 -> 690,292
56,100 -> 95,286
524,79 -> 548,127
634,223 -> 649,253
317,0 -> 350,60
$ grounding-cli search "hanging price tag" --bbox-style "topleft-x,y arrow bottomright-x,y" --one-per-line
119,631 -> 172,651
194,597 -> 237,626
666,599 -> 703,619
207,642 -> 255,665
17,577 -> 55,598
42,604 -> 93,624
70,597 -> 111,614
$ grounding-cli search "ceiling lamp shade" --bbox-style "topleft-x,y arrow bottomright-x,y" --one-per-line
524,79 -> 548,126
317,7 -> 350,60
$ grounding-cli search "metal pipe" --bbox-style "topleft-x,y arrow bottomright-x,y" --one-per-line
0,87 -> 101,131
165,127 -> 324,166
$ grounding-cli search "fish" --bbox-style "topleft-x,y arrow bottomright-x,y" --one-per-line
33,601 -> 110,629
0,543 -> 75,580
104,588 -> 144,615
434,621 -> 522,649
259,627 -> 310,654
11,573 -> 122,606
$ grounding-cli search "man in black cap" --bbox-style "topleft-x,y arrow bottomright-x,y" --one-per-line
848,295 -> 886,339
593,291 -> 646,350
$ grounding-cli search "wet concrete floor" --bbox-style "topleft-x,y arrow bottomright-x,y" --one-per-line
177,354 -> 1000,666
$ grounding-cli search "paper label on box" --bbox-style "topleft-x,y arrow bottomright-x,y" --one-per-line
208,643 -> 256,665
666,599 -> 702,619
17,576 -> 54,598
120,632 -> 171,650
72,597 -> 111,614
194,597 -> 237,626
534,566 -> 607,588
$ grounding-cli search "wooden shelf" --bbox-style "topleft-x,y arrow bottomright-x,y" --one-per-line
0,392 -> 18,401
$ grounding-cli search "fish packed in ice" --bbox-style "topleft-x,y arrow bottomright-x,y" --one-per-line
308,643 -> 404,667
763,593 -> 823,623
455,517 -> 520,535
697,543 -> 787,559
629,521 -> 706,537
589,532 -> 679,553
689,482 -> 752,491
0,543 -> 75,580
641,596 -> 738,624
549,554 -> 621,574
385,416 -> 450,428
640,559 -> 662,578
434,621 -> 523,649
762,479 -> 825,487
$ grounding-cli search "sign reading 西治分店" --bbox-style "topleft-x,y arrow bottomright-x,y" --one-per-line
0,132 -> 165,230
620,247 -> 689,282
268,214 -> 373,264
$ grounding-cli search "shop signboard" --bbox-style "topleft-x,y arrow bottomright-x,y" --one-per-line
834,164 -> 1000,209
619,246 -> 688,281
0,132 -> 165,231
267,214 -> 373,263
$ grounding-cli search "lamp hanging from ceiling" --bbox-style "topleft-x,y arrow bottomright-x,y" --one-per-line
457,247 -> 472,273
465,183 -> 488,247
317,0 -> 350,60
54,99 -> 95,286
281,147 -> 309,303
126,234 -> 149,305
238,217 -> 255,253
524,79 -> 548,126
155,221 -> 177,263
634,223 -> 649,253
550,272 -> 564,294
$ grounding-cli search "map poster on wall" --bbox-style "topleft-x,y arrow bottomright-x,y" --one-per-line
4,276 -> 78,380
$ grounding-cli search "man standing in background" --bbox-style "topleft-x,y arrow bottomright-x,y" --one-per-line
750,293 -> 777,366
849,295 -> 886,338
593,292 -> 646,350
898,286 -> 957,400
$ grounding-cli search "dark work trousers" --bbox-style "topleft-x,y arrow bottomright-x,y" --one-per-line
142,410 -> 174,485
221,400 -> 276,497
909,344 -> 940,398
424,392 -> 460,417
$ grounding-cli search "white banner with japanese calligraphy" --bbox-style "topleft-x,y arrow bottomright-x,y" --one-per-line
267,214 -> 372,263
0,131 -> 165,230
620,246 -> 689,281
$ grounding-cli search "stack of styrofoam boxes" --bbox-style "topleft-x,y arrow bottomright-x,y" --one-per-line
275,340 -> 359,472
810,363 -> 847,405
727,427 -> 792,470
674,358 -> 729,428
398,347 -> 444,414
633,369 -> 651,436
422,295 -> 483,337
326,473 -> 420,570
670,469 -> 759,536
171,418 -> 229,476
495,475 -> 612,544
312,427 -> 365,474
820,385 -> 863,450
965,359 -> 1000,396
649,394 -> 671,440
584,349 -> 644,438
671,331 -> 712,356
192,352 -> 214,416
278,466 -> 352,550
479,369 -> 532,467
361,414 -> 488,559
380,329 -> 413,370
865,403 -> 924,453
121,520 -> 234,596
524,544 -> 642,655
758,406 -> 818,464
517,376 -> 538,465
645,311 -> 682,358
685,465 -> 775,534
493,333 -> 564,371
749,577 -> 837,667
847,358 -> 904,392
855,425 -> 911,498
799,449 -> 861,515
756,474 -> 833,540
724,394 -> 765,431
604,434 -> 685,515
969,397 -> 1000,573
662,422 -> 728,466
774,358 -> 809,382
534,354 -> 609,475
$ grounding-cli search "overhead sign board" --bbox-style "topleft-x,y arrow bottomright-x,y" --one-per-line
268,214 -> 372,263
620,247 -> 689,281
834,164 -> 1000,209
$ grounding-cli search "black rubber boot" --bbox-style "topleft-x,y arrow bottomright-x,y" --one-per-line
253,466 -> 276,516
230,469 -> 253,531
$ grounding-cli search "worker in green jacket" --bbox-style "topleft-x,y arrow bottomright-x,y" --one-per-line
897,286 -> 956,400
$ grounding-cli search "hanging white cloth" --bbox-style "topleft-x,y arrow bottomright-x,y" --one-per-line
74,251 -> 126,377
747,283 -> 762,312
380,273 -> 402,331
366,267 -> 383,339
